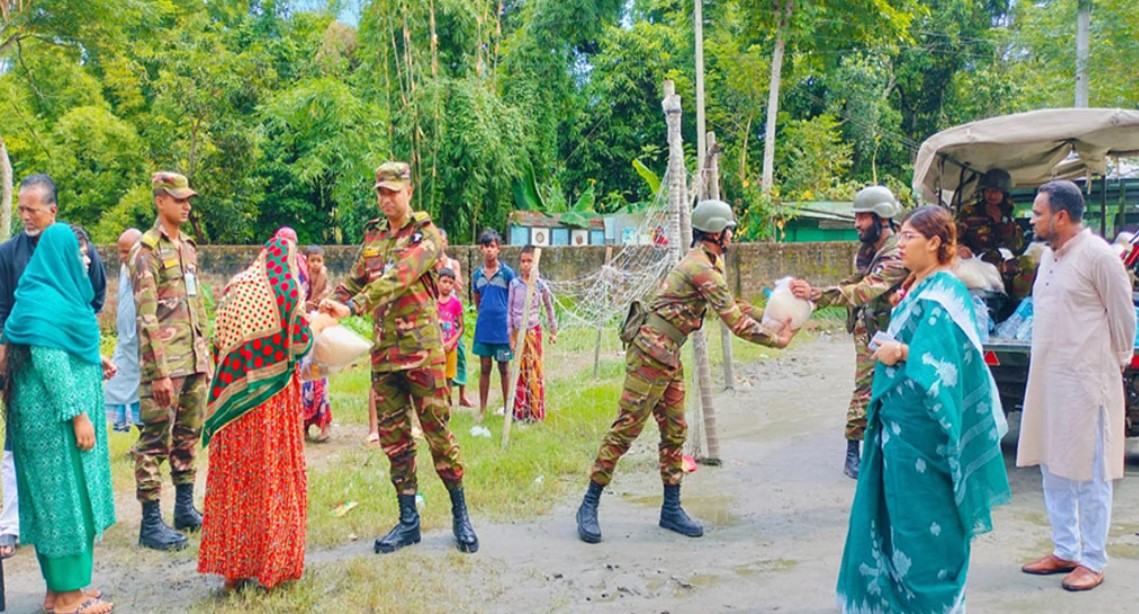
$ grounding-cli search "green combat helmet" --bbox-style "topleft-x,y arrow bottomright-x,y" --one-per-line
851,186 -> 902,219
979,168 -> 1012,194
692,199 -> 737,233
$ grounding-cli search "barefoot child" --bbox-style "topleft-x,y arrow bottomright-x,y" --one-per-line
437,229 -> 474,407
507,245 -> 557,422
471,229 -> 515,420
437,268 -> 464,406
302,245 -> 333,442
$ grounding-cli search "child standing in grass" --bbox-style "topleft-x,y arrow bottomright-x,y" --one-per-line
471,229 -> 515,420
302,245 -> 333,443
437,268 -> 464,406
507,245 -> 557,422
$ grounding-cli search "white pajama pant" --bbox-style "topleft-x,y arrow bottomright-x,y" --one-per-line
1,448 -> 18,539
1040,408 -> 1113,572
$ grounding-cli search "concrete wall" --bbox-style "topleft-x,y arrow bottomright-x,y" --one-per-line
94,241 -> 857,329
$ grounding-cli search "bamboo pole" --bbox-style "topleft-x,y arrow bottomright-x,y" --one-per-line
502,248 -> 542,447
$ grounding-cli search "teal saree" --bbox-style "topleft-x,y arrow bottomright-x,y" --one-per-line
836,271 -> 1011,613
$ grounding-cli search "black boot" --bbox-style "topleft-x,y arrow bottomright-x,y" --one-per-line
139,500 -> 189,551
576,480 -> 604,544
374,494 -> 421,554
449,488 -> 479,553
659,484 -> 703,537
173,483 -> 203,532
844,439 -> 861,480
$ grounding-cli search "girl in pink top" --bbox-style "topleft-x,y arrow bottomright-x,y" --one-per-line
437,268 -> 465,406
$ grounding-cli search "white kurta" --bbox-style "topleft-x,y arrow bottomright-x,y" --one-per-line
1017,229 -> 1136,481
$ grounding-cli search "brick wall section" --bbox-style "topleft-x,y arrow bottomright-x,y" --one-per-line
94,241 -> 858,329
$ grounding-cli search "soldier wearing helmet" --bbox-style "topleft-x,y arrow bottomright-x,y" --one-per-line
956,169 -> 1027,293
575,199 -> 798,545
790,186 -> 909,479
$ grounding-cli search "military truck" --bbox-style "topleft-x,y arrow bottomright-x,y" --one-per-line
911,107 -> 1139,435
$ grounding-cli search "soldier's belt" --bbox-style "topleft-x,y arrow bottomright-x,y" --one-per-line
647,313 -> 689,347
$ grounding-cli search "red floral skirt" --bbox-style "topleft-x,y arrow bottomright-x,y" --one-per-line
198,377 -> 307,587
513,326 -> 546,422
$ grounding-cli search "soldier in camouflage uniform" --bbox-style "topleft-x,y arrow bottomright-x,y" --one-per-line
131,172 -> 212,551
575,200 -> 796,544
791,186 -> 908,480
956,168 -> 1028,297
322,161 -> 477,554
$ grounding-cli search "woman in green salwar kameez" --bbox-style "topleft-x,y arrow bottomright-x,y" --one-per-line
836,206 -> 1011,614
4,223 -> 115,614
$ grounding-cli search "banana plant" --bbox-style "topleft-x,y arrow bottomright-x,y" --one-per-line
512,162 -> 599,228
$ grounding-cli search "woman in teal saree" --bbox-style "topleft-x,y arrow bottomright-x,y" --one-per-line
836,206 -> 1011,613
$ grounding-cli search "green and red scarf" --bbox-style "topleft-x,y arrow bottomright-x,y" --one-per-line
202,237 -> 312,446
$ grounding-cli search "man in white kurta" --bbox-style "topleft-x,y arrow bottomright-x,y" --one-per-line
1016,180 -> 1136,592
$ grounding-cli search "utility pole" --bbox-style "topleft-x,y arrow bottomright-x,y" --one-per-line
1075,0 -> 1091,107
695,0 -> 706,166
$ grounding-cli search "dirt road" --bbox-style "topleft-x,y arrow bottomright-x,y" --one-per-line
5,335 -> 1139,613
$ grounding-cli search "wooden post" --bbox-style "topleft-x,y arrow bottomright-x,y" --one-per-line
663,79 -> 719,464
709,132 -> 734,394
502,248 -> 541,447
593,246 -> 614,379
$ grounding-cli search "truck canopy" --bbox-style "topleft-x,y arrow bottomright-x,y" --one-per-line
913,108 -> 1139,206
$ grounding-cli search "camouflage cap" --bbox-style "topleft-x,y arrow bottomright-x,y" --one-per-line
151,172 -> 198,199
375,161 -> 411,191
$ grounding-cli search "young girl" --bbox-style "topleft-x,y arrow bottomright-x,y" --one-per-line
302,245 -> 333,443
437,269 -> 465,406
507,245 -> 557,422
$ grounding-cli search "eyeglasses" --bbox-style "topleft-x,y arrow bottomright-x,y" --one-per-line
898,231 -> 926,241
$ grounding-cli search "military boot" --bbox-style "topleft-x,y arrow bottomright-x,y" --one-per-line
844,440 -> 861,480
374,494 -> 421,554
659,484 -> 703,537
139,500 -> 189,551
173,483 -> 203,532
576,480 -> 604,544
449,488 -> 479,553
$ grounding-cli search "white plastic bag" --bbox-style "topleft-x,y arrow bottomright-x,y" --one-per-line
300,323 -> 372,381
761,277 -> 814,330
953,257 -> 1004,293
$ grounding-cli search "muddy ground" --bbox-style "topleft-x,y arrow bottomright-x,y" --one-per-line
5,334 -> 1139,613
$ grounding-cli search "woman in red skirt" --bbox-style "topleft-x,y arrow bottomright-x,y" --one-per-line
198,235 -> 317,591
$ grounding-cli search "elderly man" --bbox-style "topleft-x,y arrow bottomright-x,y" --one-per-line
1017,180 -> 1136,592
0,174 -> 107,559
131,172 -> 211,551
322,161 -> 477,554
104,228 -> 144,432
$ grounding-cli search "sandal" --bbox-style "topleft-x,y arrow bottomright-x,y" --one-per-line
45,589 -> 103,613
309,432 -> 330,444
54,596 -> 113,614
364,432 -> 380,446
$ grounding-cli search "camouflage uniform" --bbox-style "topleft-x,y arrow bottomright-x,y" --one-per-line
331,210 -> 463,496
816,233 -> 907,441
131,222 -> 211,503
956,199 -> 1027,293
589,244 -> 781,486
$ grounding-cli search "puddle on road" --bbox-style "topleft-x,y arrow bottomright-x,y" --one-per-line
733,559 -> 799,576
621,494 -> 740,526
